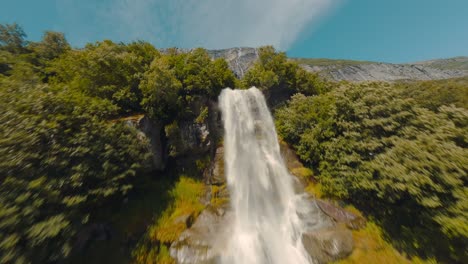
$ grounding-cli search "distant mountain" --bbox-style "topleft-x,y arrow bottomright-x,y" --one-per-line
412,56 -> 468,71
207,48 -> 468,82
299,60 -> 468,82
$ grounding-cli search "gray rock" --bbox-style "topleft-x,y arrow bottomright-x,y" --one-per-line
207,47 -> 259,78
124,115 -> 165,171
168,121 -> 211,157
316,200 -> 366,230
206,146 -> 226,185
170,207 -> 230,264
302,227 -> 353,264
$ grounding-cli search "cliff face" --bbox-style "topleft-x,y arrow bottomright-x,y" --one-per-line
207,48 -> 468,82
207,47 -> 259,78
302,63 -> 468,82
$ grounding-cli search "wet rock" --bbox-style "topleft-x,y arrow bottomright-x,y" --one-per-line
279,140 -> 310,193
316,199 -> 366,230
208,146 -> 226,185
302,227 -> 353,264
170,207 -> 229,264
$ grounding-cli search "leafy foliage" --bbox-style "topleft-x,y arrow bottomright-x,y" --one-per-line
276,81 -> 468,262
0,24 -> 156,262
0,23 -> 27,54
30,31 -> 71,61
140,48 -> 235,123
0,76 -> 152,262
49,40 -> 160,114
0,23 -> 235,263
243,46 -> 328,97
2,22 -> 466,264
396,77 -> 468,110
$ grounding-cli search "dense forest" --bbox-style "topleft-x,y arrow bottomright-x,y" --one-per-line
1,23 -> 467,263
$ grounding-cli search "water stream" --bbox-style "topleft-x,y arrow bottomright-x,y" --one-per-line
218,87 -> 318,264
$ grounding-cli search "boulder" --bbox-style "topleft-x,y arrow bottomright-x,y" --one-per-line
170,207 -> 229,264
302,227 -> 353,264
316,200 -> 366,230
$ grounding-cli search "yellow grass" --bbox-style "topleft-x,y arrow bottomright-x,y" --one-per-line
150,176 -> 205,243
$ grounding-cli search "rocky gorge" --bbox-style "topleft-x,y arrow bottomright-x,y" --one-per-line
123,87 -> 365,264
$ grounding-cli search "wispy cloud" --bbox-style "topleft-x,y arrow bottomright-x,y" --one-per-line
59,0 -> 340,50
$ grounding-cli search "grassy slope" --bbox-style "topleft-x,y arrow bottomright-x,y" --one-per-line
413,56 -> 468,71
291,56 -> 468,72
290,58 -> 375,67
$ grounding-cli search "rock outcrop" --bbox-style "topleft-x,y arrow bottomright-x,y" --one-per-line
123,115 -> 166,171
170,207 -> 230,264
138,116 -> 166,171
207,47 -> 259,78
205,146 -> 226,186
302,227 -> 353,264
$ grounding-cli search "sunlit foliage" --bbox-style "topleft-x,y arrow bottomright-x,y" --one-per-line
276,81 -> 468,262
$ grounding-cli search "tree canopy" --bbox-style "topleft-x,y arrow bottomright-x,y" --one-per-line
276,81 -> 468,262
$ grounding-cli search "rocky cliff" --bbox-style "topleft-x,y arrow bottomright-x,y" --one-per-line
301,62 -> 468,82
207,47 -> 259,78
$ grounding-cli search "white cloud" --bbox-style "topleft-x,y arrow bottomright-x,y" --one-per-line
60,0 -> 341,50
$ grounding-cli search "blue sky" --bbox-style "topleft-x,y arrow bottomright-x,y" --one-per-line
1,0 -> 467,63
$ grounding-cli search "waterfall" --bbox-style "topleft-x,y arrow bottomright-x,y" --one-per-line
218,87 -> 319,264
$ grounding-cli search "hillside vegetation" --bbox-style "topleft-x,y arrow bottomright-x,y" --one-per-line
0,23 -> 238,263
276,79 -> 468,262
1,22 -> 467,263
415,56 -> 468,71
0,23 -> 320,263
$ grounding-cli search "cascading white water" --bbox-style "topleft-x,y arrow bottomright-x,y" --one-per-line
219,87 -> 320,264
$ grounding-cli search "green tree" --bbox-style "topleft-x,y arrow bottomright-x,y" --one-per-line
242,46 -> 325,106
31,31 -> 71,60
0,23 -> 27,54
0,77 -> 151,263
49,40 -> 160,114
140,56 -> 182,123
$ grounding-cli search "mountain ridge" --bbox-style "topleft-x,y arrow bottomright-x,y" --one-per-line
206,47 -> 468,81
